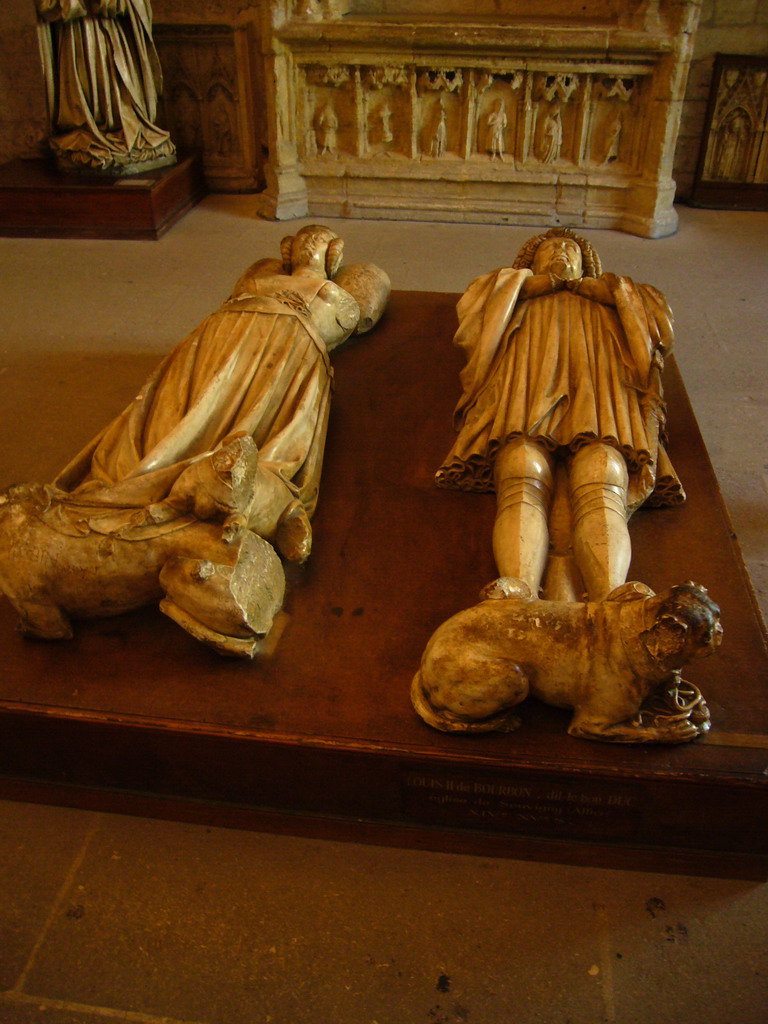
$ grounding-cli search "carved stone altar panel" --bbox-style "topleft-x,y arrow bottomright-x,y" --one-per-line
154,23 -> 264,192
690,54 -> 768,210
261,0 -> 702,236
361,67 -> 411,158
297,61 -> 653,172
473,73 -> 522,162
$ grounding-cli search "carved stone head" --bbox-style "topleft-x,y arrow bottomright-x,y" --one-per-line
640,583 -> 723,671
281,224 -> 344,278
513,227 -> 602,279
532,234 -> 583,280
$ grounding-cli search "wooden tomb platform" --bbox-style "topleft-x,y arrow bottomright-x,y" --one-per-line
0,155 -> 205,240
0,291 -> 766,879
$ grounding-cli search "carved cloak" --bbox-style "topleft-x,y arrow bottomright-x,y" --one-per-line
36,0 -> 174,170
435,267 -> 684,512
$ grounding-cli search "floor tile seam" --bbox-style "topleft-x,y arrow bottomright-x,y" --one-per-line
593,901 -> 617,1024
0,990 -> 210,1024
9,817 -> 101,995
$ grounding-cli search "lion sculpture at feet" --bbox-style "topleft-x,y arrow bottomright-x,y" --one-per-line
412,581 -> 721,744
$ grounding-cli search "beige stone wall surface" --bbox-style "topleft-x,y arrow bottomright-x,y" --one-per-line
349,0 -> 621,16
674,0 -> 768,198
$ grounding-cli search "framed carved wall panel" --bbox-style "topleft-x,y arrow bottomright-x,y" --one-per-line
154,23 -> 265,193
690,54 -> 768,211
259,1 -> 702,237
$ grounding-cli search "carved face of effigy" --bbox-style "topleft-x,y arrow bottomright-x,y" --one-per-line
532,236 -> 583,281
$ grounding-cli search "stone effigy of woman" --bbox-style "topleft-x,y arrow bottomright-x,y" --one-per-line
35,0 -> 176,175
0,226 -> 390,656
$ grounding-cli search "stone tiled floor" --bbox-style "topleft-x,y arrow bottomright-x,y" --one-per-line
0,202 -> 766,1023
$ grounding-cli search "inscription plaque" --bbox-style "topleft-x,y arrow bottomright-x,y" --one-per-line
402,770 -> 643,842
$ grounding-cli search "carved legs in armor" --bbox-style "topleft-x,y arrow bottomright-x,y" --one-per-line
492,439 -> 555,596
492,438 -> 630,601
568,443 -> 630,601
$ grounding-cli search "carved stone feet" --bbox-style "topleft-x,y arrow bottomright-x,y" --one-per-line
275,499 -> 313,564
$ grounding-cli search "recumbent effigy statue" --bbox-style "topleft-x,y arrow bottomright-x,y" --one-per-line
0,226 -> 390,656
412,227 -> 722,744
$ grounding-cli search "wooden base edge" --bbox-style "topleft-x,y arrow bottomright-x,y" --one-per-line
1,775 -> 765,882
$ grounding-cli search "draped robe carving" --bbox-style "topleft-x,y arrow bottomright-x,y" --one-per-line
36,0 -> 176,174
435,266 -> 684,514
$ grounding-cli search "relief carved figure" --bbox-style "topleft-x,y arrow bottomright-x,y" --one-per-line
540,105 -> 563,163
35,0 -> 176,175
430,98 -> 448,157
210,95 -> 234,159
602,112 -> 622,164
380,103 -> 393,144
0,227 -> 390,657
487,99 -> 508,159
316,102 -> 339,156
713,108 -> 751,181
415,228 -> 721,744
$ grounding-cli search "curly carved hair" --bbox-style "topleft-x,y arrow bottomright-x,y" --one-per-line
513,227 -> 602,278
281,224 -> 344,279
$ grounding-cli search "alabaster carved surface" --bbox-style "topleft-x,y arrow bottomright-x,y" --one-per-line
413,227 -> 722,744
690,54 -> 768,210
259,1 -> 702,236
35,0 -> 176,176
703,60 -> 768,185
0,226 -> 390,657
412,582 -> 721,744
297,64 -> 644,172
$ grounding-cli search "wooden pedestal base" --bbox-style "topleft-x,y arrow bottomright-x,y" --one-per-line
0,155 -> 206,240
0,292 -> 766,878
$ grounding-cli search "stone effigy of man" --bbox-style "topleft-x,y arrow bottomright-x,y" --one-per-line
435,227 -> 684,603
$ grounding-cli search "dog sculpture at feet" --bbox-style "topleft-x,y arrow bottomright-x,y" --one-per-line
0,227 -> 390,657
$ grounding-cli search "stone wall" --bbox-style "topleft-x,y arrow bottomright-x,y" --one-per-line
674,0 -> 768,199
